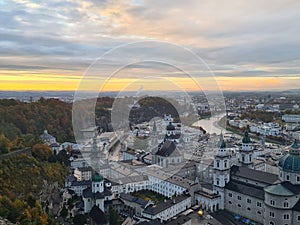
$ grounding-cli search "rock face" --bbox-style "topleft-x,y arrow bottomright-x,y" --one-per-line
0,217 -> 14,225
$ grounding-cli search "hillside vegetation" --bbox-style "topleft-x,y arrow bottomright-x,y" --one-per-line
0,153 -> 68,224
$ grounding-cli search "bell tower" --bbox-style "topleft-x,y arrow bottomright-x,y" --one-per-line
213,133 -> 230,209
239,130 -> 254,168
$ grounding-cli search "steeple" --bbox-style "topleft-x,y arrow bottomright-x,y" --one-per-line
218,132 -> 226,149
216,133 -> 228,157
242,130 -> 251,144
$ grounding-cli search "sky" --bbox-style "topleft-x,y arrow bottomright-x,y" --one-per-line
1,0 -> 300,92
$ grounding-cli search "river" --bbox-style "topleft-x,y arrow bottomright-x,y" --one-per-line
193,113 -> 226,135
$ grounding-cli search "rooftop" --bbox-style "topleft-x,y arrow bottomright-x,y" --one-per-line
120,193 -> 149,208
226,180 -> 265,200
165,216 -> 192,225
143,194 -> 190,215
264,183 -> 295,196
279,153 -> 300,173
231,165 -> 278,185
156,140 -> 180,157
145,167 -> 197,189
92,173 -> 104,182
89,205 -> 107,225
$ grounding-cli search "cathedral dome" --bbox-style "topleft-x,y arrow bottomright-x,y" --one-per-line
279,140 -> 300,173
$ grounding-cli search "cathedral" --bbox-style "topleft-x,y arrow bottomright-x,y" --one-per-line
196,131 -> 300,224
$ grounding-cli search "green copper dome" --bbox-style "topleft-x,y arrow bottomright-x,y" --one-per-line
279,154 -> 300,173
279,139 -> 300,173
264,184 -> 295,196
242,130 -> 251,144
92,173 -> 104,182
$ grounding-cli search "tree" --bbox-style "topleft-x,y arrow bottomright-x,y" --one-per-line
60,205 -> 68,218
73,214 -> 87,225
57,149 -> 69,165
32,143 -> 52,161
0,134 -> 11,154
109,207 -> 122,225
48,154 -> 57,163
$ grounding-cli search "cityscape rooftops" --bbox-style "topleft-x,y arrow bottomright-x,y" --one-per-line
145,167 -> 197,189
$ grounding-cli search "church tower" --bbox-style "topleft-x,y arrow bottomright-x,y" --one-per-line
92,172 -> 104,193
166,122 -> 176,137
213,133 -> 230,209
239,130 -> 254,168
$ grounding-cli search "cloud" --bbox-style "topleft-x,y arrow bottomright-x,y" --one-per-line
0,0 -> 300,90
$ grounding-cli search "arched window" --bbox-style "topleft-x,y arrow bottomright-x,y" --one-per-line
270,200 -> 275,206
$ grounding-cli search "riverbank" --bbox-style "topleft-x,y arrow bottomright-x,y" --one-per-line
216,116 -> 283,145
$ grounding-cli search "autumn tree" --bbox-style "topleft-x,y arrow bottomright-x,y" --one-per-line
32,143 -> 53,161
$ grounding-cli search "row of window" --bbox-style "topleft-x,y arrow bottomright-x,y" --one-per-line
216,160 -> 228,168
228,201 -> 260,214
270,200 -> 289,208
280,172 -> 300,182
228,192 -> 290,208
269,212 -> 290,220
228,200 -> 300,222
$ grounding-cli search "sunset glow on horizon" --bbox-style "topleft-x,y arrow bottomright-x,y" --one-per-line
1,73 -> 300,92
